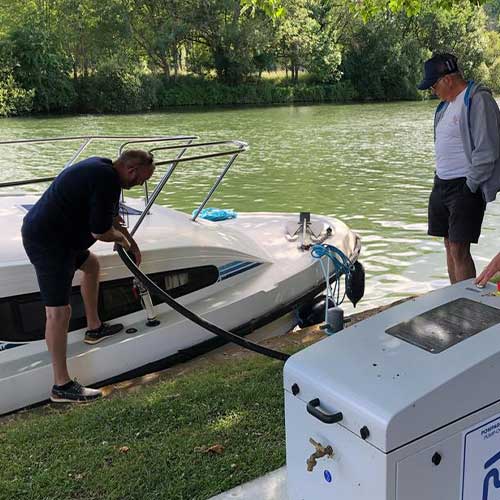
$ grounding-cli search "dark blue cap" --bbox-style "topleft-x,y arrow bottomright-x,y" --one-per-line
417,53 -> 459,90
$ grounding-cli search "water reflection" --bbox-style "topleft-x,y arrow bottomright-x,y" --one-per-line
1,101 -> 498,314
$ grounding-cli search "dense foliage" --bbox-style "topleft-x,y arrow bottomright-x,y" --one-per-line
0,0 -> 499,116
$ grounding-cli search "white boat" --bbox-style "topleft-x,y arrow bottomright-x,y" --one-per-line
0,136 -> 363,415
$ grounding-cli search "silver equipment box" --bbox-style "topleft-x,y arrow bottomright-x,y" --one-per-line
284,280 -> 500,500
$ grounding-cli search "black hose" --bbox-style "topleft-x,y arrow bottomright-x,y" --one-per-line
117,246 -> 290,362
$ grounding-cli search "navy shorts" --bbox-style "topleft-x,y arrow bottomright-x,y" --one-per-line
428,176 -> 486,244
22,238 -> 90,307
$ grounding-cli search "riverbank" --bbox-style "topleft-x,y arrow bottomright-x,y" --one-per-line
2,76 -> 421,117
0,299 -> 408,500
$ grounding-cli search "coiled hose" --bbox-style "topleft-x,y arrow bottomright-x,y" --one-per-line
311,243 -> 352,307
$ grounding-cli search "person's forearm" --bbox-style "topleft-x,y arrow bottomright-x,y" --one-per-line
111,216 -> 137,259
92,226 -> 128,244
113,217 -> 135,244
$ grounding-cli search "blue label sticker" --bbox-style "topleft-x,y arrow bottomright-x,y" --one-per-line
324,470 -> 332,483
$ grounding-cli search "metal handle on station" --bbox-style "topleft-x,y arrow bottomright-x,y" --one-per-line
306,398 -> 343,424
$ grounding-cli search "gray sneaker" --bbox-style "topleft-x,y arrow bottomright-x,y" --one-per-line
50,380 -> 102,403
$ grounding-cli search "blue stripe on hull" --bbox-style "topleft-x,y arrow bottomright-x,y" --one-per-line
0,343 -> 24,352
218,261 -> 263,281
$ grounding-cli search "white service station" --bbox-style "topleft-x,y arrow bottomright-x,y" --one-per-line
284,280 -> 500,500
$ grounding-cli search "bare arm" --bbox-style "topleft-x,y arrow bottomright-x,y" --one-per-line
91,225 -> 131,250
112,215 -> 142,265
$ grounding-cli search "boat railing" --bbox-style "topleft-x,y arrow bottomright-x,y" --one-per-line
140,139 -> 248,230
0,135 -> 249,233
0,135 -> 197,189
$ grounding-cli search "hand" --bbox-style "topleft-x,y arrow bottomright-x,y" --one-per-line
475,252 -> 500,287
129,240 -> 142,266
116,234 -> 131,251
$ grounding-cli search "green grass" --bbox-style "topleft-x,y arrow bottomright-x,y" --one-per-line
0,354 -> 292,500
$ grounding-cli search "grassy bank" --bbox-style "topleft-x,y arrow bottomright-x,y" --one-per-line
0,300 -> 409,500
0,349 -> 292,500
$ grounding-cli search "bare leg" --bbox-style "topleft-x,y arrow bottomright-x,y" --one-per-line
45,305 -> 72,386
444,238 -> 456,284
79,253 -> 101,331
448,241 -> 476,283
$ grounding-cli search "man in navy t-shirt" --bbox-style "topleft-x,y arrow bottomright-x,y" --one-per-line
22,150 -> 155,403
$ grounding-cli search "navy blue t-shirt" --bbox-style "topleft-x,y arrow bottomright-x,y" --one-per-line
22,157 -> 121,250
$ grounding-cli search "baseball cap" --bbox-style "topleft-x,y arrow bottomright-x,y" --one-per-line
417,53 -> 459,90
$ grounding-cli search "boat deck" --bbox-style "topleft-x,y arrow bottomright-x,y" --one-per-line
0,194 -> 357,298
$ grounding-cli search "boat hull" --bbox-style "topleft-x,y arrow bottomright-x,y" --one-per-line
0,196 -> 361,415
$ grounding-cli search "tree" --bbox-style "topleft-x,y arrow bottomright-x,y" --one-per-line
352,0 -> 488,19
9,23 -> 75,112
276,0 -> 348,83
0,40 -> 34,116
414,1 -> 488,79
123,0 -> 190,78
342,12 -> 423,100
188,0 -> 275,83
53,0 -> 135,81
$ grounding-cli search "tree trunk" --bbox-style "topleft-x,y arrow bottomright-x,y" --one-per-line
161,58 -> 171,79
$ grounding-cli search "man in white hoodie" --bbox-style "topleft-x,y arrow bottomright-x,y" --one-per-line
418,53 -> 500,283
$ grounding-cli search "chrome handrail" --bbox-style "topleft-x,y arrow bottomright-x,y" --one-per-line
0,177 -> 56,188
0,135 -> 198,190
148,140 -> 249,221
0,135 -> 249,232
129,138 -> 196,236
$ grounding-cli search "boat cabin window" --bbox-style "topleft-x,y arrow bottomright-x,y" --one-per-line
0,265 -> 219,343
0,302 -> 19,341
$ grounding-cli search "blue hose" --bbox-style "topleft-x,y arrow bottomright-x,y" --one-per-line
311,244 -> 353,324
311,244 -> 352,278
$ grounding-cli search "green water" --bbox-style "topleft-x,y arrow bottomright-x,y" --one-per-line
1,102 -> 498,313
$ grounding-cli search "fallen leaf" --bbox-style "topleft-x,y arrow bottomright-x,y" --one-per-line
206,444 -> 225,455
194,444 -> 225,454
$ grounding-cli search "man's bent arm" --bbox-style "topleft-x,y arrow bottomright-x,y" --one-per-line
92,226 -> 130,249
112,215 -> 141,265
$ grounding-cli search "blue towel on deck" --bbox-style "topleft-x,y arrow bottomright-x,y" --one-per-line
192,208 -> 237,221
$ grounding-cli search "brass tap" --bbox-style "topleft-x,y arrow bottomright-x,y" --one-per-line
306,437 -> 334,472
